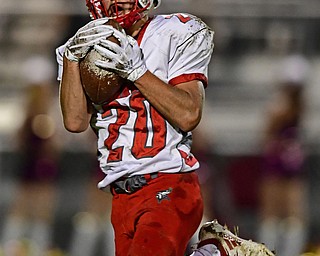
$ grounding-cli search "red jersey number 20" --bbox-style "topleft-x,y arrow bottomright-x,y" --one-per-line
103,94 -> 167,163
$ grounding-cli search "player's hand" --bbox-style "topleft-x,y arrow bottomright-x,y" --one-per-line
64,18 -> 113,62
94,28 -> 147,82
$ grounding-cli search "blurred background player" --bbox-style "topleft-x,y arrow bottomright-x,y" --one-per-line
0,56 -> 59,255
258,54 -> 310,256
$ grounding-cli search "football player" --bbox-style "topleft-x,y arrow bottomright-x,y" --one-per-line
56,0 -> 216,255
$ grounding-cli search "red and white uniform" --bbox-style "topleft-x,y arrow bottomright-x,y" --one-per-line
57,13 -> 214,189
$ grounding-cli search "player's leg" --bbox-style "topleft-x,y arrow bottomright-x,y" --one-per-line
110,192 -> 136,256
257,176 -> 283,251
111,172 -> 203,256
279,178 -> 308,256
131,172 -> 203,256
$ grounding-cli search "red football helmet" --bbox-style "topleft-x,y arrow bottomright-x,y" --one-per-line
86,0 -> 161,28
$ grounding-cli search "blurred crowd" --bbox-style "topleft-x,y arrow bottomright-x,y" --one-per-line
1,1 -> 320,256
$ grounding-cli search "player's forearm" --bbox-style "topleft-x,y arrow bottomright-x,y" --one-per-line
60,57 -> 91,133
135,71 -> 204,132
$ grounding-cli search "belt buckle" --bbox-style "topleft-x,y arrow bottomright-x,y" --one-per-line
112,173 -> 159,195
123,179 -> 133,194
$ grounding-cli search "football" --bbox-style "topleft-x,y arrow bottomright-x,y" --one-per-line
79,19 -> 126,105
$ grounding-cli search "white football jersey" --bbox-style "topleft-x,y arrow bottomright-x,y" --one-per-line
56,13 -> 214,189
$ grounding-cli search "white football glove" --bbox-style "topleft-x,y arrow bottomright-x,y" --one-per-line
93,28 -> 147,82
64,17 -> 114,62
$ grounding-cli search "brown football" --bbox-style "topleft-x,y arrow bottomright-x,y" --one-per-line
79,19 -> 126,105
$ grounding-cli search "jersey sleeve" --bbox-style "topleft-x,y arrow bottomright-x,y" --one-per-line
55,44 -> 65,81
166,14 -> 214,87
55,41 -> 70,81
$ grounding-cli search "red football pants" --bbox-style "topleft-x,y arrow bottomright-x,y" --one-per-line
111,171 -> 204,256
